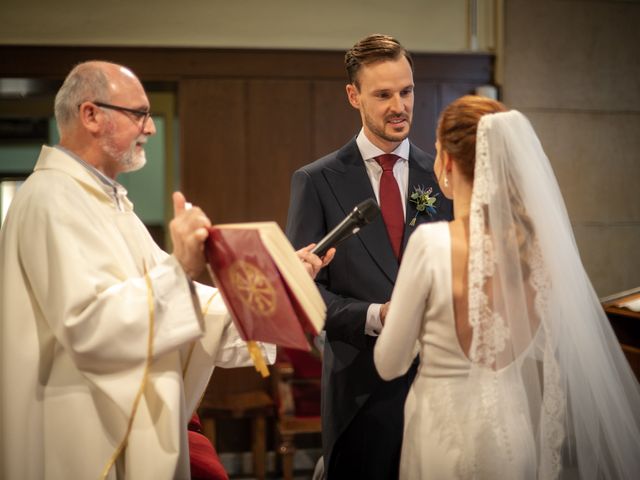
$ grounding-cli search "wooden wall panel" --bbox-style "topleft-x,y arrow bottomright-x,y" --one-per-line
246,80 -> 312,227
180,79 -> 247,225
312,80 -> 361,159
411,81 -> 440,156
0,47 -> 345,80
439,82 -> 483,111
0,49 -> 493,228
0,47 -> 492,84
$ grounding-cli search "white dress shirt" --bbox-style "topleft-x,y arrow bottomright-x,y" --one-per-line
355,129 -> 410,336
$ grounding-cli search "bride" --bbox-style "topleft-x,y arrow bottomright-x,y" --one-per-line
374,95 -> 640,479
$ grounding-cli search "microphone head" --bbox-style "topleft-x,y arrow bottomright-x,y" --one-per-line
353,198 -> 380,226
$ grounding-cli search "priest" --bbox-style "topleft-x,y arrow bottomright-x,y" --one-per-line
0,60 -> 329,480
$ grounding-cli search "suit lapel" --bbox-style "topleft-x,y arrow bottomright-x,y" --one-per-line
322,140 -> 399,283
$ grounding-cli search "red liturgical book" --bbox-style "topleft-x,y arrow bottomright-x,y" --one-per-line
205,222 -> 326,352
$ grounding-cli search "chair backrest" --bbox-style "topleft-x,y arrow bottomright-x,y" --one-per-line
274,347 -> 322,417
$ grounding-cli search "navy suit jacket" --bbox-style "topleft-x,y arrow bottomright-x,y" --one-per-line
285,137 -> 452,477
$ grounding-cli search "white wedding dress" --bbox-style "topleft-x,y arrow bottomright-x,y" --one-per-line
375,110 -> 640,480
377,222 -> 538,479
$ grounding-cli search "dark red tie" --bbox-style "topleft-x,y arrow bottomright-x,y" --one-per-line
375,154 -> 404,260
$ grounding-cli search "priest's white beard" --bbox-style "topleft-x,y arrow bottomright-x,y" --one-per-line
122,144 -> 147,173
101,134 -> 147,174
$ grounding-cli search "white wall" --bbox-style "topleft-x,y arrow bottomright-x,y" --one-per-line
1,0 -> 496,52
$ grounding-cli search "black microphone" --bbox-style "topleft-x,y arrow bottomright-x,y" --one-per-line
311,198 -> 380,257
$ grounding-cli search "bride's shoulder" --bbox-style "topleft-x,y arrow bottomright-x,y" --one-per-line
414,220 -> 450,239
403,222 -> 450,266
409,221 -> 451,250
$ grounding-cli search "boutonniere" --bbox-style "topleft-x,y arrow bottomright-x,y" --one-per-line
409,185 -> 438,226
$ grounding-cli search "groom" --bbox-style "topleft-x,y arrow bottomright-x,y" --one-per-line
286,34 -> 452,479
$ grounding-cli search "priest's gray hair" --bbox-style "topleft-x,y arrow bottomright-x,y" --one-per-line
54,62 -> 111,136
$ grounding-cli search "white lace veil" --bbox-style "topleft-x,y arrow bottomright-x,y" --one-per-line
464,110 -> 640,479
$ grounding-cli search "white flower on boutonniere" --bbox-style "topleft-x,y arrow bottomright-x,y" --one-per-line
409,185 -> 438,226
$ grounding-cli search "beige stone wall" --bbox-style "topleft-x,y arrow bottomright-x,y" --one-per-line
0,0 -> 495,53
501,0 -> 640,296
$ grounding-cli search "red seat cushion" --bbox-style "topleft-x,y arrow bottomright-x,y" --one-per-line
279,348 -> 322,378
290,382 -> 321,417
188,414 -> 229,480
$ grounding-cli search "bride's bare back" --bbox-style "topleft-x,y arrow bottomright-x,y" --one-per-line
449,219 -> 472,357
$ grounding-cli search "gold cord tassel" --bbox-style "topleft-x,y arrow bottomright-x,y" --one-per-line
247,341 -> 270,378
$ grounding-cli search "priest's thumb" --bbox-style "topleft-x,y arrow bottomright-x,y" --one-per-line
172,191 -> 186,216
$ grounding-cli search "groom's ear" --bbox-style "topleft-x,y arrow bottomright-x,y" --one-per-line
346,83 -> 360,110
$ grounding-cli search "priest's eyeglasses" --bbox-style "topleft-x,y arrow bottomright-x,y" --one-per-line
89,101 -> 152,129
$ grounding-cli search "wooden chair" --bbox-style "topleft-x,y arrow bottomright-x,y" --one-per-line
198,367 -> 275,480
272,348 -> 323,480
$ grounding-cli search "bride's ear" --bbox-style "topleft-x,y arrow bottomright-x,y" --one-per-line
443,151 -> 454,173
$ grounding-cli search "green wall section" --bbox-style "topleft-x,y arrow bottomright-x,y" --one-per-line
0,116 -> 165,224
0,144 -> 39,173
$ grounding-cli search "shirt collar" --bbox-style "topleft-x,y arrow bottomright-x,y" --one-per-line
356,128 -> 410,162
53,145 -> 129,208
54,145 -> 127,192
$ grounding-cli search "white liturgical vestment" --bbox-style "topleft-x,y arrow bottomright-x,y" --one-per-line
0,146 -> 271,479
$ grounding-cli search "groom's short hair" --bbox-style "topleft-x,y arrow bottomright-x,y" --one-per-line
345,34 -> 413,88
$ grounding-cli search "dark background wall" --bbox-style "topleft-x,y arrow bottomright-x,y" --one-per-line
0,46 -> 493,231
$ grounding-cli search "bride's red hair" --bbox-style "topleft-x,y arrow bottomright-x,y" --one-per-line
437,95 -> 507,180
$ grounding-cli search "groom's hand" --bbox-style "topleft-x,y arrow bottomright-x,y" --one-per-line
380,301 -> 391,326
296,244 -> 336,279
